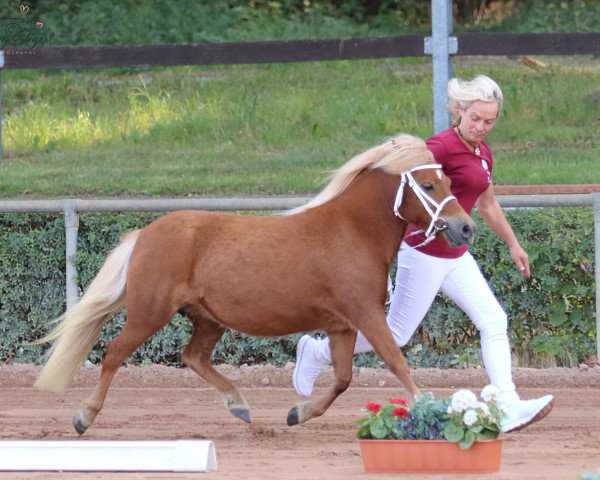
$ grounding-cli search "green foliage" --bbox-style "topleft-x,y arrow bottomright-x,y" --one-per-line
0,214 -> 65,362
394,393 -> 450,440
478,207 -> 595,367
0,207 -> 596,367
22,0 -> 424,46
501,0 -> 600,33
10,0 -> 596,47
212,330 -> 301,366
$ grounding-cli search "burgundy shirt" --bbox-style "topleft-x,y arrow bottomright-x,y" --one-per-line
403,128 -> 493,258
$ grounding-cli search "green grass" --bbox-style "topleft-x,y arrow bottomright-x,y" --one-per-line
1,57 -> 599,198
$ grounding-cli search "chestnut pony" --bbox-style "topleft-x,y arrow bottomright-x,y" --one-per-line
35,134 -> 475,434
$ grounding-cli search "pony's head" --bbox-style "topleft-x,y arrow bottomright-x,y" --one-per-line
394,163 -> 476,248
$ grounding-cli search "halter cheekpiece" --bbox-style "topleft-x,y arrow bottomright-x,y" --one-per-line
393,164 -> 456,248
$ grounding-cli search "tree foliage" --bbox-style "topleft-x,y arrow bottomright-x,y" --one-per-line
9,0 -> 598,47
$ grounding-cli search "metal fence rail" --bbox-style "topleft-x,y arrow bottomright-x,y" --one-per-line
1,193 -> 599,358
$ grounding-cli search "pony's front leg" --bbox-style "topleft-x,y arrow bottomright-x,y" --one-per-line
287,329 -> 356,425
358,314 -> 421,401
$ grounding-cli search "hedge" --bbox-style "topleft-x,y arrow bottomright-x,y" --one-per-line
0,207 -> 595,368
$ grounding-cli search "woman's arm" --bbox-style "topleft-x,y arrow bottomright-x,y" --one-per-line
475,184 -> 530,278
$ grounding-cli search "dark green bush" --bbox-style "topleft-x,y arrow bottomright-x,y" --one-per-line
394,393 -> 450,440
0,207 -> 596,368
0,214 -> 65,362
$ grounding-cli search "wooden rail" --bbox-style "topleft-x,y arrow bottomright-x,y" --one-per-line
3,32 -> 599,70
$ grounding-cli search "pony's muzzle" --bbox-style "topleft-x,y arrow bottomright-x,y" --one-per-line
443,218 -> 476,247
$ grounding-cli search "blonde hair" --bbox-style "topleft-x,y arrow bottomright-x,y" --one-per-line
287,134 -> 433,215
447,75 -> 503,125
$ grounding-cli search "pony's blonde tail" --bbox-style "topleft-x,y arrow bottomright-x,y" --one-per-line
34,230 -> 141,394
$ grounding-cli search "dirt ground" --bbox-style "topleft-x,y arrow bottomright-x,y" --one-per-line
0,363 -> 599,480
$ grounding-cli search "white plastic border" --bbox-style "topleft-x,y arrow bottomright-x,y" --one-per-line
0,440 -> 217,472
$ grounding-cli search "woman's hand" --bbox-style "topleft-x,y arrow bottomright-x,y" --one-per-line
477,186 -> 530,279
509,243 -> 530,278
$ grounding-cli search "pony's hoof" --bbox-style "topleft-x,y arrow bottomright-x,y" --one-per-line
230,407 -> 251,424
73,413 -> 89,435
286,406 -> 299,426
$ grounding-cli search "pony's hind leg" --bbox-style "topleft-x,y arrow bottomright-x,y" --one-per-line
73,306 -> 174,435
182,313 -> 251,423
287,329 -> 357,425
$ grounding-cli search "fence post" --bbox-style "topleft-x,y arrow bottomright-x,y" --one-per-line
62,199 -> 79,310
426,0 -> 457,134
593,193 -> 600,361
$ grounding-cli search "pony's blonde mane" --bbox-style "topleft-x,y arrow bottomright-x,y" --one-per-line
287,133 -> 434,215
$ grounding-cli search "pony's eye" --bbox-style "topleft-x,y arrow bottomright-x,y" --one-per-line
422,182 -> 434,191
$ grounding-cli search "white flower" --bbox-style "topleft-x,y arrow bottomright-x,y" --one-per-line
463,409 -> 478,426
481,385 -> 499,402
447,406 -> 454,414
479,402 -> 490,415
451,389 -> 478,413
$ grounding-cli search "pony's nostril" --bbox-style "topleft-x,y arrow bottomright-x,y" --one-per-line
462,224 -> 473,238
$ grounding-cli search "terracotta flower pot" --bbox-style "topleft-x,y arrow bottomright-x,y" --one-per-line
358,438 -> 503,474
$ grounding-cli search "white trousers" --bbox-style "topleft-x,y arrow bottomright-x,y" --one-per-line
314,242 -> 519,405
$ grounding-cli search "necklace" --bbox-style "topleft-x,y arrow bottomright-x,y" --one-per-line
456,127 -> 480,156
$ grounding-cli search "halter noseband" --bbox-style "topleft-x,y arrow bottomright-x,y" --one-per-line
393,164 -> 456,248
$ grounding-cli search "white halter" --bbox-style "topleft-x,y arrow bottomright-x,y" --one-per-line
393,164 -> 456,248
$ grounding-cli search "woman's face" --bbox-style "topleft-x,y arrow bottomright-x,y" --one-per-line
459,100 -> 499,144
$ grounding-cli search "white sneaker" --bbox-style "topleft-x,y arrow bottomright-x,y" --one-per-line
500,395 -> 555,433
293,335 -> 325,397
